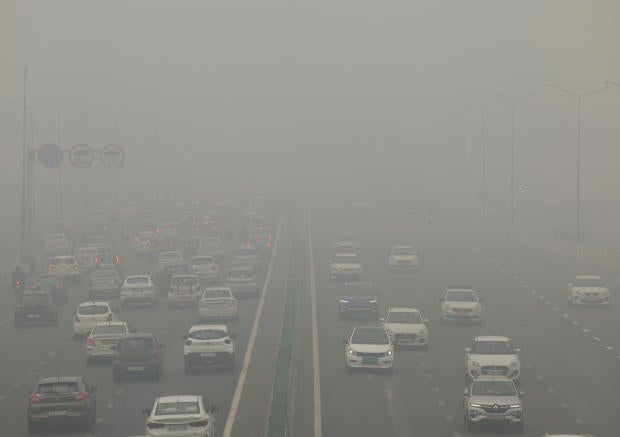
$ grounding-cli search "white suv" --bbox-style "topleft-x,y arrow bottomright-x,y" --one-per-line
121,275 -> 157,307
388,245 -> 419,271
183,324 -> 235,372
440,286 -> 482,324
567,275 -> 610,307
463,375 -> 524,433
465,336 -> 521,382
382,307 -> 428,348
73,301 -> 117,339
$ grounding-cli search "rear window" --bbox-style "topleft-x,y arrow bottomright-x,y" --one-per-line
165,265 -> 191,274
155,401 -> 200,416
171,277 -> 198,286
192,257 -> 214,265
37,382 -> 79,394
50,257 -> 74,265
118,337 -> 154,350
19,294 -> 49,305
126,277 -> 149,285
47,234 -> 66,242
78,305 -> 110,315
234,248 -> 257,257
91,270 -> 118,279
228,269 -> 254,279
204,289 -> 231,299
190,329 -> 228,340
34,276 -> 61,287
92,325 -> 127,336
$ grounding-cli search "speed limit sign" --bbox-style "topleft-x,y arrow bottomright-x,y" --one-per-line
100,144 -> 125,169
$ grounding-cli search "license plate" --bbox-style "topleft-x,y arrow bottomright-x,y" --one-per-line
49,410 -> 67,416
127,366 -> 144,371
26,314 -> 40,318
102,340 -> 116,345
201,352 -> 216,357
361,357 -> 378,364
168,424 -> 188,431
456,312 -> 470,317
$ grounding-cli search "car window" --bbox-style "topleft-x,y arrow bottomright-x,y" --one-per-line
155,401 -> 200,416
235,249 -> 257,257
351,328 -> 389,345
91,270 -> 118,279
446,290 -> 478,302
126,277 -> 149,284
386,311 -> 422,324
204,289 -> 231,299
78,305 -> 110,315
228,269 -> 254,279
471,381 -> 516,396
119,338 -> 154,350
472,341 -> 514,354
92,325 -> 127,336
171,277 -> 198,286
392,247 -> 415,255
192,257 -> 214,265
37,382 -> 79,394
574,278 -> 605,287
189,329 -> 228,340
334,255 -> 360,263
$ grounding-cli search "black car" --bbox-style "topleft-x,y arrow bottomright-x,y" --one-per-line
27,376 -> 97,433
31,274 -> 67,305
157,262 -> 193,295
337,282 -> 380,320
14,291 -> 59,328
112,333 -> 165,381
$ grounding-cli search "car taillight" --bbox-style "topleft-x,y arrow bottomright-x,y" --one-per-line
48,266 -> 53,271
73,265 -> 79,270
189,419 -> 208,427
74,392 -> 88,402
146,422 -> 166,429
266,242 -> 272,248
156,229 -> 160,233
115,256 -> 120,263
172,228 -> 177,232
87,337 -> 95,346
28,394 -> 40,405
95,256 -> 99,264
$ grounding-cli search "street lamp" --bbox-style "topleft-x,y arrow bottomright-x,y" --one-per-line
489,89 -> 538,232
549,83 -> 610,241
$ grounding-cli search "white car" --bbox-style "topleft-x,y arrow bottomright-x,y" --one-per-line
388,245 -> 419,271
82,235 -> 108,248
567,275 -> 610,307
329,253 -> 363,281
121,275 -> 157,306
231,245 -> 261,268
191,255 -> 220,283
382,307 -> 429,348
85,321 -> 130,363
463,375 -> 524,433
47,255 -> 81,283
157,251 -> 184,270
439,286 -> 482,324
74,247 -> 99,271
73,301 -> 117,339
168,274 -> 202,307
143,395 -> 217,437
344,326 -> 394,373
225,266 -> 259,297
199,287 -> 238,321
199,237 -> 225,261
183,324 -> 235,371
43,233 -> 72,254
333,232 -> 360,254
465,335 -> 521,382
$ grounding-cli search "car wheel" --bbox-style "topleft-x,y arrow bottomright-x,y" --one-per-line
27,419 -> 37,434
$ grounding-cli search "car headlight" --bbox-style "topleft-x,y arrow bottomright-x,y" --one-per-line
509,404 -> 521,409
469,403 -> 483,408
470,360 -> 480,367
384,350 -> 393,357
368,299 -> 377,303
348,349 -> 357,356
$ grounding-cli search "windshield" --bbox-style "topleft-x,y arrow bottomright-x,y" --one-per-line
351,328 -> 389,345
126,276 -> 149,284
204,289 -> 232,299
118,337 -> 153,350
574,278 -> 605,287
189,329 -> 228,340
155,401 -> 200,416
160,253 -> 181,260
471,380 -> 517,396
446,290 -> 478,302
171,277 -> 198,286
386,311 -> 422,324
336,233 -> 356,241
392,247 -> 416,255
78,305 -> 109,315
334,255 -> 360,263
228,269 -> 255,279
50,257 -> 74,265
37,382 -> 79,394
472,341 -> 514,354
91,325 -> 127,336
192,257 -> 214,265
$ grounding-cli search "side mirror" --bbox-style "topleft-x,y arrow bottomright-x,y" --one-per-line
185,340 -> 192,346
142,408 -> 151,416
518,391 -> 525,397
464,347 -> 471,353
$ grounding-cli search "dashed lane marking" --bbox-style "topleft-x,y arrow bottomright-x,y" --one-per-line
419,362 -> 427,368
13,382 -> 21,388
548,388 -> 555,393
593,337 -> 601,342
432,386 -> 440,392
115,389 -> 124,395
438,400 -> 447,406
106,402 -> 114,409
562,313 -> 570,318
445,416 -> 454,422
453,433 -> 463,437
536,375 -> 544,380
574,418 -> 584,424
545,301 -> 552,305
38,361 -> 46,366
0,315 -> 14,327
96,418 -> 103,424
384,387 -> 393,401
0,395 -> 6,400
582,328 -> 590,333
525,363 -> 533,369
572,321 -> 579,325
531,289 -> 537,294
560,402 -> 569,408
425,373 -> 433,379
47,351 -> 55,357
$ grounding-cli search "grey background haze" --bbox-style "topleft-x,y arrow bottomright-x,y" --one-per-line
1,0 -> 619,245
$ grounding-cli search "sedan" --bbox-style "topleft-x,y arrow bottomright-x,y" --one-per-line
143,395 -> 217,437
86,321 -> 131,363
343,326 -> 394,373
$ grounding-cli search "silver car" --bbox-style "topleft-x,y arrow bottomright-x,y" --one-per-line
198,287 -> 238,321
191,256 -> 220,283
85,321 -> 130,363
88,269 -> 121,299
463,375 -> 524,433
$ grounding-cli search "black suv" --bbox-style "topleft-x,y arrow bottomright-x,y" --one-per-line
337,282 -> 380,320
112,333 -> 165,381
27,376 -> 97,433
14,291 -> 59,328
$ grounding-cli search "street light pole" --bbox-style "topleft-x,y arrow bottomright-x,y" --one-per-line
20,66 -> 28,267
549,83 -> 610,241
489,90 -> 538,233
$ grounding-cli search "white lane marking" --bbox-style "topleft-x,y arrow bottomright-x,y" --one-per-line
445,416 -> 454,422
222,210 -> 285,437
425,373 -> 433,379
560,402 -> 569,408
531,289 -> 537,294
572,321 -> 579,325
553,307 -> 560,311
13,382 -> 21,388
384,386 -> 393,401
490,326 -> 498,332
159,330 -> 167,335
419,362 -> 427,368
106,402 -> 114,409
308,210 -> 322,437
518,279 -> 524,284
593,337 -> 601,342
536,375 -> 544,380
48,351 -> 55,357
453,432 -> 463,437
548,388 -> 555,393
538,295 -> 544,300
582,328 -> 590,333
432,386 -> 440,392
438,400 -> 446,406
174,309 -> 181,313
58,342 -> 67,347
115,389 -> 124,395
562,313 -> 570,318
523,284 -> 530,289
37,361 -> 46,366
0,315 -> 13,327
525,363 -> 533,369
28,370 -> 35,375
545,301 -> 552,305
417,293 -> 425,299
575,418 -> 584,424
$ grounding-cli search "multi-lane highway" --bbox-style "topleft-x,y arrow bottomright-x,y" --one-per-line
0,199 -> 617,436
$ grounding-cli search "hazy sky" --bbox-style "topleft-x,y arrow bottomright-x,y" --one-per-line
1,1 -> 619,239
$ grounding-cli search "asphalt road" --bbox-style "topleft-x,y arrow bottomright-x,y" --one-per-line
1,200 -> 618,437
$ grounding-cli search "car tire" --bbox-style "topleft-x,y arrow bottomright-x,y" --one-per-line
27,419 -> 37,434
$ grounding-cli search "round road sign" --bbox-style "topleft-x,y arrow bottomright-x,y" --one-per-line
38,143 -> 63,168
100,144 -> 125,169
69,144 -> 95,168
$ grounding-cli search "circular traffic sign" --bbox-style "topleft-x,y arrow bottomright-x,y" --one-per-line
38,143 -> 63,168
100,144 -> 125,169
69,144 -> 95,168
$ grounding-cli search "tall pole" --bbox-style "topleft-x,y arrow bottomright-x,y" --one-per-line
20,66 -> 28,266
481,103 -> 487,217
489,90 -> 538,233
550,83 -> 610,241
57,110 -> 63,218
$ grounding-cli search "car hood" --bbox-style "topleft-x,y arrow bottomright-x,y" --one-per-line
572,286 -> 608,293
348,343 -> 391,353
385,323 -> 425,334
331,262 -> 362,268
469,354 -> 518,366
444,301 -> 478,309
468,394 -> 520,406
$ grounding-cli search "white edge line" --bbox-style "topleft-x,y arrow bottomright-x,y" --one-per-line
221,209 -> 286,437
308,210 -> 322,437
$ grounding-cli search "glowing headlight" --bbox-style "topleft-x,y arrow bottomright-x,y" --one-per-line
384,350 -> 393,356
509,404 -> 521,409
469,403 -> 483,408
348,349 -> 357,356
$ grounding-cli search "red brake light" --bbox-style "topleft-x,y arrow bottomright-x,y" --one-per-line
73,265 -> 79,270
190,419 -> 208,427
15,280 -> 21,285
95,256 -> 99,264
156,229 -> 160,233
172,228 -> 177,232
28,394 -> 40,405
87,337 -> 95,346
266,242 -> 272,248
115,255 -> 120,263
74,392 -> 88,402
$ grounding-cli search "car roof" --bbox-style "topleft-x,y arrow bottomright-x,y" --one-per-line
171,274 -> 199,279
125,274 -> 150,279
37,376 -> 83,384
472,375 -> 513,382
93,321 -> 127,327
334,252 -> 358,257
77,301 -> 111,307
387,307 -> 420,313
575,275 -> 601,280
474,335 -> 511,342
156,395 -> 201,404
119,332 -> 155,339
189,324 -> 229,333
